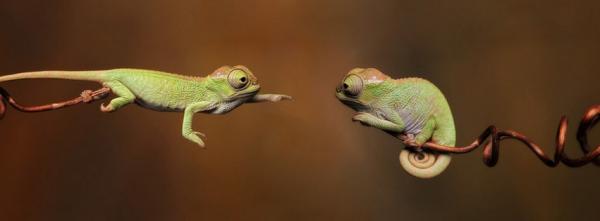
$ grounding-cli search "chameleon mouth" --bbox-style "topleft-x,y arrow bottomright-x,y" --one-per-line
337,96 -> 366,111
336,91 -> 360,103
228,88 -> 260,101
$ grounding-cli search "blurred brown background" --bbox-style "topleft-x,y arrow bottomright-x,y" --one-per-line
0,0 -> 599,220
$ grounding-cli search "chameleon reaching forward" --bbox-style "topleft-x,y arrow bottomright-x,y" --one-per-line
336,68 -> 455,178
0,65 -> 291,147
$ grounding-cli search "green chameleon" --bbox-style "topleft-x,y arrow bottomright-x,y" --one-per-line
0,65 -> 291,147
336,68 -> 455,178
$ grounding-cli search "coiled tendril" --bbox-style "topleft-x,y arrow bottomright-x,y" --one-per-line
416,105 -> 600,167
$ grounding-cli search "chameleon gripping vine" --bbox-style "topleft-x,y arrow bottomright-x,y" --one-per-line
417,104 -> 600,167
336,68 -> 457,178
336,67 -> 599,178
0,66 -> 292,146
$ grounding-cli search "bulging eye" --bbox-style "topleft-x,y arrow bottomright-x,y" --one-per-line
228,69 -> 250,89
341,74 -> 363,97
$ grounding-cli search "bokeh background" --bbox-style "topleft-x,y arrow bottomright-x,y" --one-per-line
0,0 -> 599,220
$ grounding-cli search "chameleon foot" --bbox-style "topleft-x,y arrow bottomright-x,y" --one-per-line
183,131 -> 206,148
399,133 -> 421,148
100,103 -> 114,112
250,94 -> 293,103
268,94 -> 292,102
193,131 -> 206,138
351,113 -> 373,127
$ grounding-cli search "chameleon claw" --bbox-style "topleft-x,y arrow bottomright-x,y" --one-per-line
194,137 -> 206,148
399,133 -> 422,148
193,131 -> 206,148
269,94 -> 292,102
100,103 -> 114,112
193,131 -> 206,138
182,130 -> 207,148
279,95 -> 293,101
352,113 -> 372,126
250,94 -> 293,103
196,140 -> 206,148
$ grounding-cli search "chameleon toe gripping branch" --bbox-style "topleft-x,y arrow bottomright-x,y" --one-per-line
0,66 -> 292,147
336,68 -> 599,179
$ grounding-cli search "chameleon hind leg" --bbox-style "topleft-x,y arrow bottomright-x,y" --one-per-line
100,81 -> 135,112
405,119 -> 436,147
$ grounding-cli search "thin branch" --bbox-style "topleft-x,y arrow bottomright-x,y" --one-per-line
0,87 -> 111,119
409,105 -> 600,167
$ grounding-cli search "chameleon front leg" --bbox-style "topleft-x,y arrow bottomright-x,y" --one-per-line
249,94 -> 292,103
182,101 -> 213,148
352,112 -> 405,132
100,81 -> 135,112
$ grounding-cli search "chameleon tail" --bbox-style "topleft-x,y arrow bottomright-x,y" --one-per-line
0,70 -> 108,83
399,150 -> 451,179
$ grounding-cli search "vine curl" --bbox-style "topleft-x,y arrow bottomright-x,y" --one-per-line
414,105 -> 600,167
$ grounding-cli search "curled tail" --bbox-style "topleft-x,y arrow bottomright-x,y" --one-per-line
0,70 -> 108,83
399,118 -> 456,178
399,150 -> 451,179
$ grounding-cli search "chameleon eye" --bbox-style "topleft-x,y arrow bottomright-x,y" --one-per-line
342,74 -> 363,97
228,69 -> 250,89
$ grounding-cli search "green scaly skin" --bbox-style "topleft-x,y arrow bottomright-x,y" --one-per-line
0,65 -> 292,147
336,68 -> 455,178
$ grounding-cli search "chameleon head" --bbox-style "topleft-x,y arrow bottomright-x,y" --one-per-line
335,68 -> 391,110
209,65 -> 261,101
336,68 -> 452,179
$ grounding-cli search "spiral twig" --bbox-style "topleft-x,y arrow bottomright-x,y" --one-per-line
0,87 -> 111,119
418,104 -> 600,167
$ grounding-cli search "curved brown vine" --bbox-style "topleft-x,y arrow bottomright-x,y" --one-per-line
415,104 -> 600,167
0,87 -> 111,119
